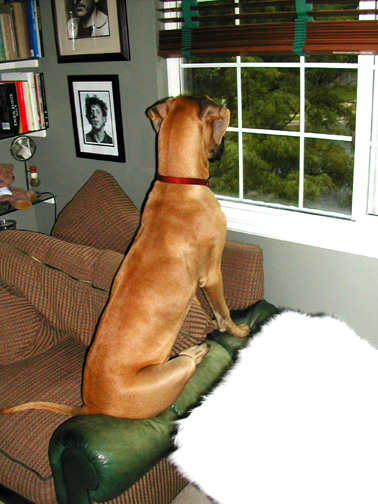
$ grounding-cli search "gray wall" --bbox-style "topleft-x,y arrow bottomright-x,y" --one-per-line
1,0 -> 377,346
228,231 -> 378,347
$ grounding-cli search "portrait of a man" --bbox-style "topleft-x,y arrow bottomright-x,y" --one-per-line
66,0 -> 110,40
82,93 -> 113,145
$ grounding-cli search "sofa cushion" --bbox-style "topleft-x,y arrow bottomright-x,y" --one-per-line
51,169 -> 141,254
0,287 -> 61,365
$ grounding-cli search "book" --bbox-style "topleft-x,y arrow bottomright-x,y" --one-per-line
39,72 -> 48,128
0,22 -> 5,61
24,0 -> 39,58
21,78 -> 33,130
34,72 -> 44,128
0,12 -> 17,61
6,80 -> 21,134
0,81 -> 13,133
34,0 -> 42,57
1,71 -> 40,130
14,79 -> 28,132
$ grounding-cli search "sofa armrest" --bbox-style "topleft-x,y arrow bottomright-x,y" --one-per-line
49,340 -> 233,504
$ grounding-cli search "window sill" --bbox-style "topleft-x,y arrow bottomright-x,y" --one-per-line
220,199 -> 378,259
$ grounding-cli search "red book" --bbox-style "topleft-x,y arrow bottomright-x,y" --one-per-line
14,80 -> 28,133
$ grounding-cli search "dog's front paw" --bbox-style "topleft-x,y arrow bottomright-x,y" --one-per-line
229,323 -> 250,339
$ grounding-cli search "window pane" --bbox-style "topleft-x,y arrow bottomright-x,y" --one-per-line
304,138 -> 354,215
183,67 -> 238,127
305,68 -> 357,136
243,134 -> 300,206
242,67 -> 300,131
210,132 -> 239,198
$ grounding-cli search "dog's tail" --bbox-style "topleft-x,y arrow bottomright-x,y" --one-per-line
0,401 -> 82,417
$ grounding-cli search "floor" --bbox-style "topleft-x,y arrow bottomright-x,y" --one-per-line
170,483 -> 213,503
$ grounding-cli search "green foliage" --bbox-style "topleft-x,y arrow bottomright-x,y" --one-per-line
186,56 -> 356,214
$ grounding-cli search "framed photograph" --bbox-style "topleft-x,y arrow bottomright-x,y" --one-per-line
68,75 -> 126,163
51,0 -> 130,63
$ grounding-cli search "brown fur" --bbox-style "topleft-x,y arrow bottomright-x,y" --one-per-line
0,96 -> 249,419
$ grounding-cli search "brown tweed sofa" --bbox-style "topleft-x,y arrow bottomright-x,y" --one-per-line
0,170 -> 276,504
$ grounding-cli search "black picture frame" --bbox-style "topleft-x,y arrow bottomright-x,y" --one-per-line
68,75 -> 126,163
51,0 -> 130,63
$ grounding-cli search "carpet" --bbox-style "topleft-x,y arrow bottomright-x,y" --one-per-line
169,311 -> 378,504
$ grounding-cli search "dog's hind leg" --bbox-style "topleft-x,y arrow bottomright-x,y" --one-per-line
131,345 -> 209,417
202,269 -> 250,338
83,344 -> 209,419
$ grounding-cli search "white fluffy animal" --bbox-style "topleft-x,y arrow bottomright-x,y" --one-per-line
170,311 -> 378,504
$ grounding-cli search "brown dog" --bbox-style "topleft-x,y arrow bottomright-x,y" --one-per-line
0,95 -> 249,419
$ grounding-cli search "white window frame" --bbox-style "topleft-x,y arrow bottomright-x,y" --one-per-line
167,55 -> 378,259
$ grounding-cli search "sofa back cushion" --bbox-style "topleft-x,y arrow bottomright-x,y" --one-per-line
0,231 -> 214,362
51,169 -> 141,254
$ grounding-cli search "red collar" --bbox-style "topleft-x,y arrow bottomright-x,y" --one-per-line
157,174 -> 210,187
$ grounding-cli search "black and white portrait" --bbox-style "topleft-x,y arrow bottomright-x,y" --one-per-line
68,75 -> 125,163
66,0 -> 109,40
80,92 -> 114,146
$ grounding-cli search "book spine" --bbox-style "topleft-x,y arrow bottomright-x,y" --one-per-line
9,2 -> 31,60
0,22 -> 5,61
15,79 -> 28,132
7,81 -> 20,134
39,72 -> 48,128
25,0 -> 38,58
34,0 -> 42,57
0,82 -> 13,134
0,12 -> 17,61
21,79 -> 34,130
34,72 -> 44,129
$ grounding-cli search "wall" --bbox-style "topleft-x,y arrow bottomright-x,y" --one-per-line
0,0 -> 377,346
228,231 -> 378,346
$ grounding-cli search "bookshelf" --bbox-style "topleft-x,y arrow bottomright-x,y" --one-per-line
0,0 -> 46,140
0,59 -> 46,138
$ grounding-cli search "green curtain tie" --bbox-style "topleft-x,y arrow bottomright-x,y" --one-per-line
181,0 -> 199,60
293,0 -> 313,57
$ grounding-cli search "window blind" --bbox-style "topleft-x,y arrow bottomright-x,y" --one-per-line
157,0 -> 378,57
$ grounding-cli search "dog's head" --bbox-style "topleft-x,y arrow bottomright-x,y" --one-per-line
146,95 -> 230,162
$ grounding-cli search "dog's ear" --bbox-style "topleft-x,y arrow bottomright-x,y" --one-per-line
204,104 -> 230,145
146,98 -> 175,133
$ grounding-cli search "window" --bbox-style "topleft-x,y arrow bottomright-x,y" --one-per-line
167,54 -> 378,259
